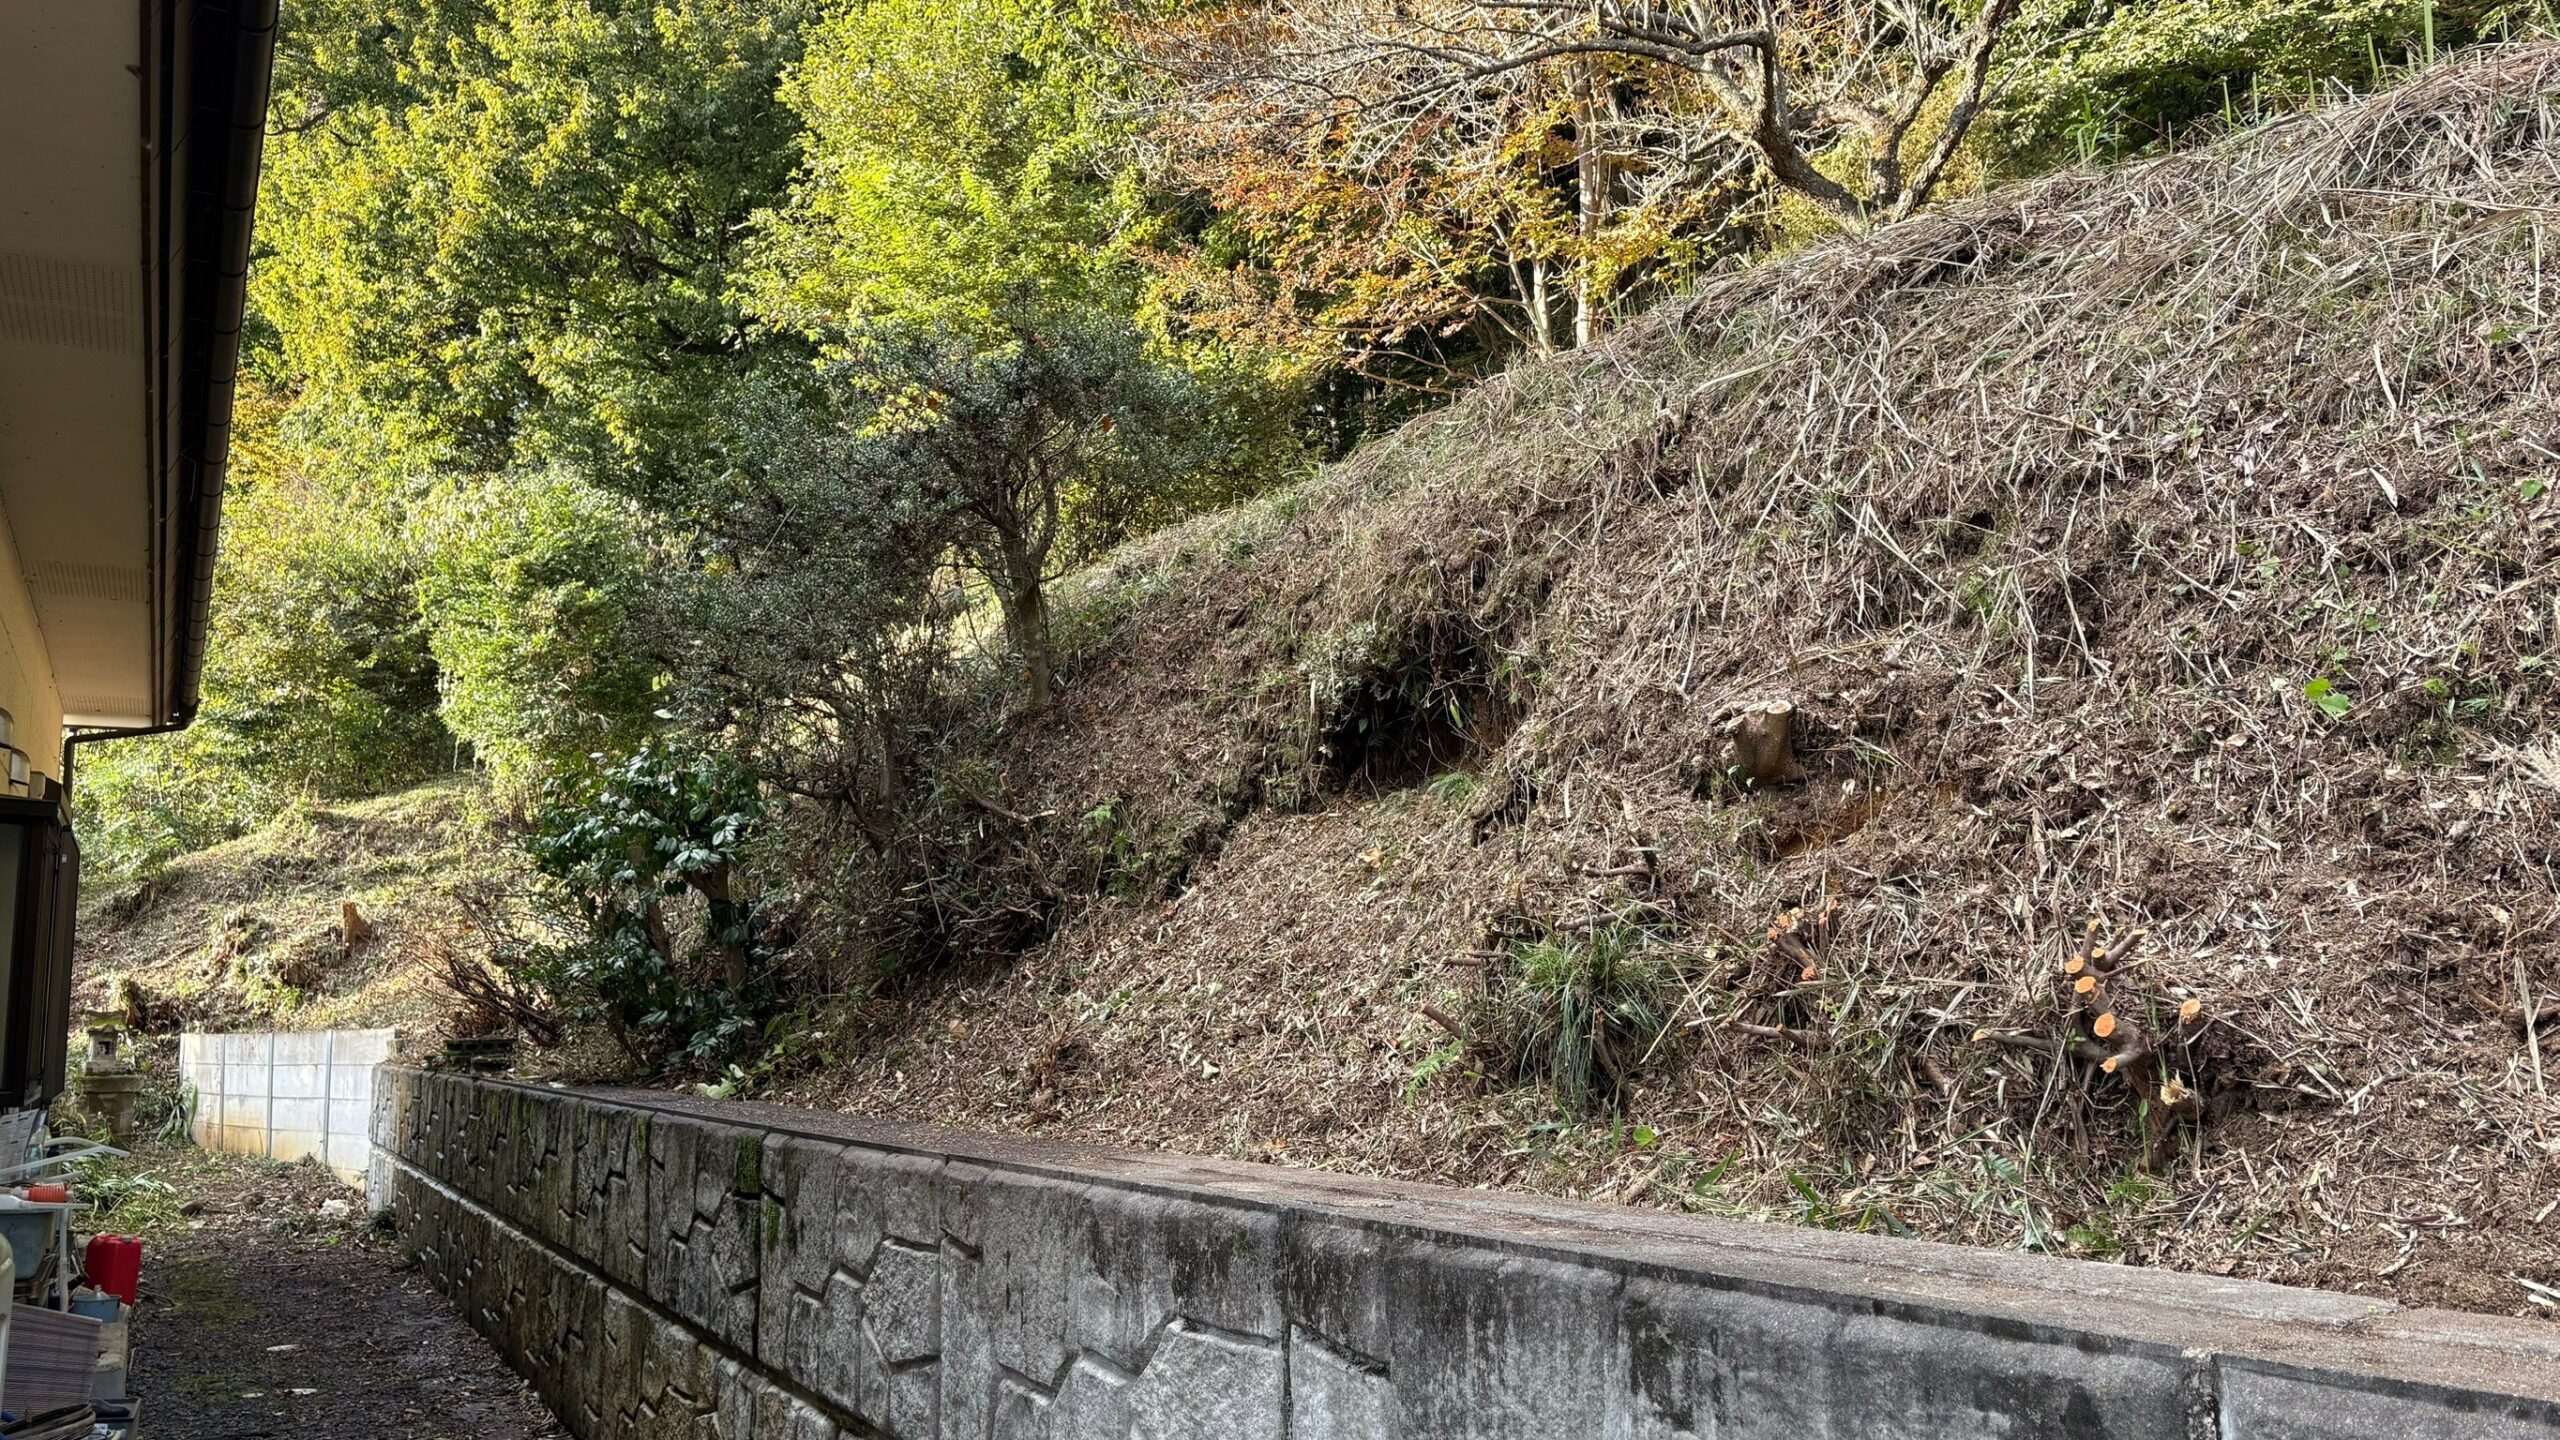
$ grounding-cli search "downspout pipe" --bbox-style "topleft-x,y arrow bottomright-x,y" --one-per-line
59,722 -> 192,812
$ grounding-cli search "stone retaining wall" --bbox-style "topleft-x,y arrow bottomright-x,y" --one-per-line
375,1068 -> 2560,1439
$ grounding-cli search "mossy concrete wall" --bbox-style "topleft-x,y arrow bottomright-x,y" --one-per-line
376,1069 -> 2560,1439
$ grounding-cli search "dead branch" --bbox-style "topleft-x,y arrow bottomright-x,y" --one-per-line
1972,1028 -> 2108,1065
1152,0 -> 2025,231
1732,1019 -> 1824,1049
435,950 -> 564,1048
1421,1003 -> 1472,1041
2505,999 -> 2560,1035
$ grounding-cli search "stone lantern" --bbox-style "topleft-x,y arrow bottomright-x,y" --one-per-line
75,1013 -> 140,1147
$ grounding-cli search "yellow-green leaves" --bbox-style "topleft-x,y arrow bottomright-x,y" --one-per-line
253,0 -> 819,480
745,0 -> 1139,346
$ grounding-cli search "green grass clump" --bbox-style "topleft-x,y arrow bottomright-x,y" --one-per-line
1482,924 -> 1676,1112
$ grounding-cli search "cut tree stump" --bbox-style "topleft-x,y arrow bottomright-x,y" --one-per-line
340,901 -> 375,951
1728,700 -> 1807,787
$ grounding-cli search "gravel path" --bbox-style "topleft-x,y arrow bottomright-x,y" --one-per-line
123,1149 -> 563,1440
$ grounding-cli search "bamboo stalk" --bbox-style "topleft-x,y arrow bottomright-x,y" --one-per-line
2518,952 -> 2546,1096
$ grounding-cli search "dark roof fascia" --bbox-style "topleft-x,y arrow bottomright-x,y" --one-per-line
154,0 -> 277,727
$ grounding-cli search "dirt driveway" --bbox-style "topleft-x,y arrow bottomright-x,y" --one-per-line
117,1148 -> 562,1439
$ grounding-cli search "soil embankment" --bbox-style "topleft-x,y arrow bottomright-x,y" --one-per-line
759,52 -> 2560,1321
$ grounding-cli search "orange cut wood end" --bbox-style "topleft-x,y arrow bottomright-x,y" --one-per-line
1799,964 -> 1820,982
2178,999 -> 2202,1024
2074,976 -> 2097,994
2101,1055 -> 2120,1073
2093,1013 -> 2118,1039
2063,957 -> 2086,975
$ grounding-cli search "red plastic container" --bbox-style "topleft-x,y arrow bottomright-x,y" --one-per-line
83,1234 -> 139,1307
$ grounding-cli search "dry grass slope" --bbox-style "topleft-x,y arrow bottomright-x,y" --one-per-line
764,48 -> 2560,1320
74,777 -> 509,1040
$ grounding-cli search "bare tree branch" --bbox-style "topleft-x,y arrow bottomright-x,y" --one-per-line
1152,0 -> 2022,232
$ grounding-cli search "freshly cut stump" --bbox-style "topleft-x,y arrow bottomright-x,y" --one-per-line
1729,700 -> 1807,787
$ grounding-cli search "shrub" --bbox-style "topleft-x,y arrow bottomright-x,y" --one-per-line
502,740 -> 774,1068
412,467 -> 661,793
76,395 -> 448,878
1474,924 -> 1677,1111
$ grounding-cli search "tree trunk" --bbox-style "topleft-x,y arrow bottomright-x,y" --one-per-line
997,535 -> 1055,707
629,838 -> 678,963
860,711 -> 904,822
1574,62 -> 1613,348
1527,255 -> 1557,356
690,863 -> 753,994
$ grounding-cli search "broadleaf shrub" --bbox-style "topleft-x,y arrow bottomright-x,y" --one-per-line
504,740 -> 775,1067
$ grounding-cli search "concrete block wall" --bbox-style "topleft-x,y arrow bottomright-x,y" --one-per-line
178,1028 -> 394,1185
376,1069 -> 2560,1440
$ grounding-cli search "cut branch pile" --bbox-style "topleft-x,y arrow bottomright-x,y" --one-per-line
435,948 -> 562,1047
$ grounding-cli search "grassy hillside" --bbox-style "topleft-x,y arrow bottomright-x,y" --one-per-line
74,778 -> 510,1039
748,50 -> 2560,1318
